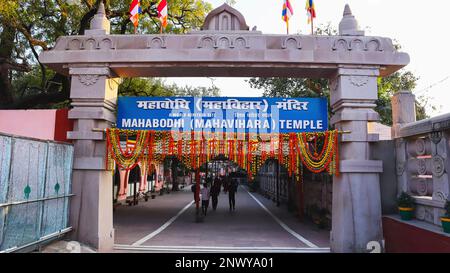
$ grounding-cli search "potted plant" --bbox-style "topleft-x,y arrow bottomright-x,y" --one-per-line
397,192 -> 415,221
441,200 -> 450,234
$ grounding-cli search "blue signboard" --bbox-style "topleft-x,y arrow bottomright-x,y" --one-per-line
117,97 -> 328,133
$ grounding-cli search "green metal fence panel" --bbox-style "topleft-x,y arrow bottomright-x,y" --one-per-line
40,143 -> 73,236
0,134 -> 73,252
0,135 -> 12,249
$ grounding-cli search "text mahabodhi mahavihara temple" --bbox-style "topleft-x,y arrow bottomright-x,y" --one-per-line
117,97 -> 328,133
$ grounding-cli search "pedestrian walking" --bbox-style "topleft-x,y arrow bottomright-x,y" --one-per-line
228,178 -> 238,211
191,183 -> 199,203
223,175 -> 230,193
211,177 -> 222,211
200,183 -> 210,216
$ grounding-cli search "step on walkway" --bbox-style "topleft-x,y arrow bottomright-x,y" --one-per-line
113,185 -> 330,253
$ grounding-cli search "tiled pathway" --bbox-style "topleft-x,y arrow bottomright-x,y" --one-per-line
114,185 -> 329,252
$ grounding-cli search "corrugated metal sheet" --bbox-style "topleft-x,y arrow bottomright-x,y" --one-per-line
0,133 -> 73,251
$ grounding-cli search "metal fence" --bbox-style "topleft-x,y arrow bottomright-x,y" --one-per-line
0,133 -> 74,252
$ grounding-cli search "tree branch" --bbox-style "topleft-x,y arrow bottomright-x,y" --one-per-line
9,92 -> 68,109
28,41 -> 47,90
13,23 -> 48,50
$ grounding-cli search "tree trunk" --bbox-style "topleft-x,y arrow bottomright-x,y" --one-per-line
0,26 -> 16,106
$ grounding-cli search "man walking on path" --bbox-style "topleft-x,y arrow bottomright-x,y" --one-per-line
211,176 -> 222,211
200,183 -> 210,216
191,183 -> 199,204
228,178 -> 238,211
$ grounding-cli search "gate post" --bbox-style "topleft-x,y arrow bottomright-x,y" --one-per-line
67,66 -> 120,252
329,65 -> 384,253
328,4 -> 384,253
63,2 -> 119,252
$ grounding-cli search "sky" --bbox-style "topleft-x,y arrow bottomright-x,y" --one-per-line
165,0 -> 450,117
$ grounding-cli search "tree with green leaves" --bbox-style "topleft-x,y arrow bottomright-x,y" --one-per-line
0,0 -> 213,109
118,77 -> 220,97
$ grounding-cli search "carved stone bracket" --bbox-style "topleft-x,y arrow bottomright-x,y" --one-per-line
281,37 -> 302,50
432,155 -> 445,177
396,161 -> 405,176
430,131 -> 442,144
197,35 -> 250,49
417,159 -> 428,175
146,37 -> 167,49
432,191 -> 447,202
433,119 -> 450,132
332,37 -> 383,52
78,75 -> 100,86
416,179 -> 429,196
348,76 -> 369,87
66,37 -> 116,50
408,137 -> 431,156
329,77 -> 339,92
416,138 -> 427,155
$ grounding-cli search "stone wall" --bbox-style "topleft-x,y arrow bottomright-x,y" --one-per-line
373,140 -> 398,214
392,92 -> 450,228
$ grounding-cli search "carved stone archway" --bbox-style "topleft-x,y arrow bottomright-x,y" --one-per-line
39,3 -> 409,253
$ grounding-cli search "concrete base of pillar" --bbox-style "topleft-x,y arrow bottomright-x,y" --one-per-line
331,173 -> 384,253
69,170 -> 115,252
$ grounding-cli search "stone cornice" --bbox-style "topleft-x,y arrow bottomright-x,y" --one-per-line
40,33 -> 409,78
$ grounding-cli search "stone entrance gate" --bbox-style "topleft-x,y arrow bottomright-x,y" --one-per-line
39,3 -> 410,252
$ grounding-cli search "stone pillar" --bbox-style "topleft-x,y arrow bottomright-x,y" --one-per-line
391,91 -> 416,194
67,66 -> 120,252
391,91 -> 416,139
329,66 -> 384,253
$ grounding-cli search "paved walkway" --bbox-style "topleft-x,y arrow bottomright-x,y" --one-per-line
113,185 -> 330,252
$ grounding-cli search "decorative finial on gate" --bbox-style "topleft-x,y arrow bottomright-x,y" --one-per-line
339,4 -> 364,36
343,4 -> 352,17
200,3 -> 250,31
97,2 -> 106,15
85,1 -> 110,35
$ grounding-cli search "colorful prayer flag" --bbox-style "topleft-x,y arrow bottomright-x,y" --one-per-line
282,0 -> 294,23
157,0 -> 168,29
129,0 -> 141,29
282,0 -> 294,34
306,0 -> 316,24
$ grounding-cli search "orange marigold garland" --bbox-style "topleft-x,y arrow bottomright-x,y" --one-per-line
296,130 -> 339,176
105,129 -> 340,180
106,128 -> 149,171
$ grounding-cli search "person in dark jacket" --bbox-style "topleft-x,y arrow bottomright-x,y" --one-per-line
211,177 -> 222,211
228,178 -> 238,211
191,183 -> 199,203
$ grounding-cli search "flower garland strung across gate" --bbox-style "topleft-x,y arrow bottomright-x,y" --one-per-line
105,128 -> 340,182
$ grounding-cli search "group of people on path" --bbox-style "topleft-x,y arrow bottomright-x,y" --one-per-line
191,175 -> 238,216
